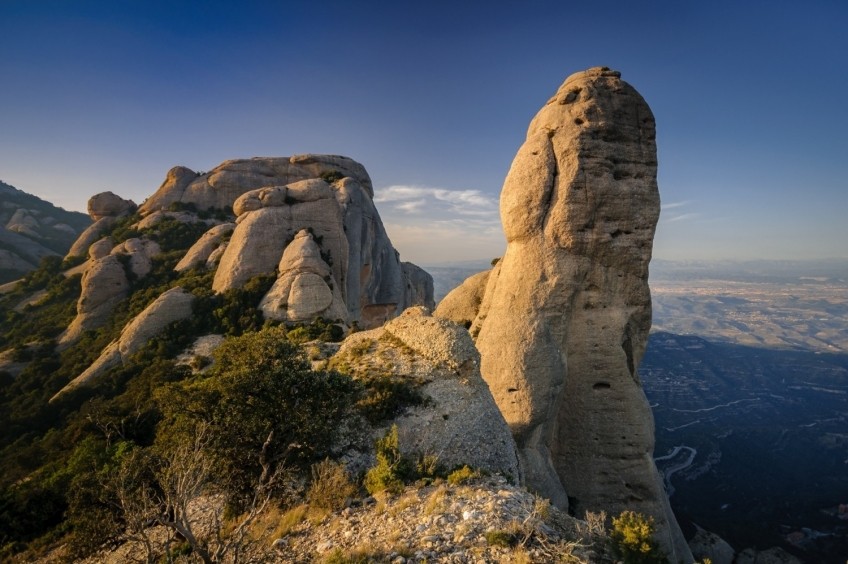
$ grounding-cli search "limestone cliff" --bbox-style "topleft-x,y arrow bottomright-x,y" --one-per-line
438,67 -> 691,561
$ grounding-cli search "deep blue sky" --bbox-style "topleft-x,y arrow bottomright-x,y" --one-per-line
1,1 -> 845,263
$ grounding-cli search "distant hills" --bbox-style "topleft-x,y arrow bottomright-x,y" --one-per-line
0,181 -> 91,283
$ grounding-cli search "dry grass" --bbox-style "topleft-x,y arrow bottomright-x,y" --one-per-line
423,484 -> 449,516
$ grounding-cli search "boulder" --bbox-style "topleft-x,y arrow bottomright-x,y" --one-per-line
87,191 -> 136,221
688,525 -> 734,564
58,255 -> 129,347
174,223 -> 235,272
330,307 -> 521,479
66,217 -> 117,258
434,269 -> 490,327
111,238 -> 161,279
469,67 -> 690,561
260,230 -> 348,323
51,287 -> 194,402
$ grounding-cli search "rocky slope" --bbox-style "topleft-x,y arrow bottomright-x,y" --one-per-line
436,67 -> 691,562
48,154 -> 434,400
0,181 -> 91,283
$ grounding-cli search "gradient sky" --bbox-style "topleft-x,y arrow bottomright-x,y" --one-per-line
1,0 -> 846,264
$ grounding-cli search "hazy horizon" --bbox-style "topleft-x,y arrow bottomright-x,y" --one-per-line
2,1 -> 846,264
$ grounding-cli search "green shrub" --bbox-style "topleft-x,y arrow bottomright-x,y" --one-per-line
484,529 -> 516,547
610,510 -> 667,564
156,327 -> 359,510
319,170 -> 344,184
363,425 -> 409,496
447,465 -> 477,485
356,374 -> 423,424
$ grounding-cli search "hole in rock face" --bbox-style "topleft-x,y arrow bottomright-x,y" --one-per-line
592,382 -> 611,390
574,118 -> 584,125
507,387 -> 518,393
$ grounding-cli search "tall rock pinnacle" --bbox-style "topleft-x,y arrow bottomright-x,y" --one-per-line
443,67 -> 691,561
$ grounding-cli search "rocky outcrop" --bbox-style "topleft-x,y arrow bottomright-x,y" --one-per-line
443,67 -> 689,561
433,269 -> 490,327
60,237 -> 160,346
330,307 -> 521,479
202,164 -> 430,329
138,155 -> 372,215
87,191 -> 136,221
688,526 -> 734,564
174,223 -> 235,272
66,217 -> 118,258
259,230 -> 348,323
51,287 -> 194,402
58,255 -> 129,347
67,192 -> 137,258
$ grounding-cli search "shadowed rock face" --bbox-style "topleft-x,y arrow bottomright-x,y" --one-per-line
457,67 -> 690,561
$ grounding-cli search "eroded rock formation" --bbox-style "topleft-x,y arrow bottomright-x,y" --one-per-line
330,307 -> 521,479
439,67 -> 690,561
52,287 -> 194,402
67,191 -> 137,258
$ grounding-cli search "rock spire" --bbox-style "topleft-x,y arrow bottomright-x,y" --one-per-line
439,67 -> 691,561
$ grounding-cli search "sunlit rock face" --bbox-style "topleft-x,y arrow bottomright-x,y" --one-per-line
453,67 -> 691,562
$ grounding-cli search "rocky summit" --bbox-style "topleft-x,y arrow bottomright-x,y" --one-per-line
437,67 -> 691,562
50,155 -> 434,401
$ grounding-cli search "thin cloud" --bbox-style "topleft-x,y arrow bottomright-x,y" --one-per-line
375,185 -> 498,217
373,184 -> 504,263
665,212 -> 700,223
661,200 -> 691,211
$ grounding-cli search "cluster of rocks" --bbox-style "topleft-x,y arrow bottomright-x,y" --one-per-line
50,155 -> 434,401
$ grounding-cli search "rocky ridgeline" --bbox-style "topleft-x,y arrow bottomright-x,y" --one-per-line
436,67 -> 691,561
274,476 -> 607,563
0,181 -> 91,284
50,154 -> 434,401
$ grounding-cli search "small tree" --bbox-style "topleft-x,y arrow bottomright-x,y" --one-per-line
610,510 -> 667,564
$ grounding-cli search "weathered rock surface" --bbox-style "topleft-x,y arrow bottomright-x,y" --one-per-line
60,237 -> 160,346
174,223 -> 235,272
67,191 -> 137,258
58,255 -> 129,347
111,238 -> 161,279
458,67 -> 690,561
330,307 -> 520,479
434,269 -> 490,327
87,191 -> 136,221
138,155 -> 372,215
66,217 -> 117,258
688,525 -> 734,564
51,287 -> 194,402
260,229 -> 348,323
206,166 -> 431,329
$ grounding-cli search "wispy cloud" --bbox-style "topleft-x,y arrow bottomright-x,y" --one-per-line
375,185 -> 498,217
665,212 -> 700,223
661,200 -> 691,211
374,184 -> 504,263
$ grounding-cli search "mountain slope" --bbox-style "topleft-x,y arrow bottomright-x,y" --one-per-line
0,181 -> 91,283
